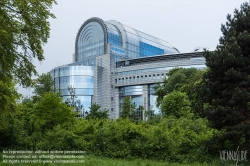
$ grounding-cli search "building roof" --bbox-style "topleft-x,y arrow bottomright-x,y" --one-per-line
116,52 -> 204,68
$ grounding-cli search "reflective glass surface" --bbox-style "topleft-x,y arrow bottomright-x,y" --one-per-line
118,85 -> 161,118
119,96 -> 143,111
60,88 -> 93,96
108,32 -> 120,46
75,18 -> 179,64
149,84 -> 160,114
62,96 -> 92,112
59,76 -> 94,89
119,86 -> 144,120
149,84 -> 156,95
50,66 -> 94,112
105,22 -> 122,47
54,77 -> 59,91
149,95 -> 160,114
139,41 -> 164,57
77,22 -> 105,62
119,86 -> 143,96
55,68 -> 60,77
121,24 -> 178,58
111,45 -> 125,55
119,85 -> 161,115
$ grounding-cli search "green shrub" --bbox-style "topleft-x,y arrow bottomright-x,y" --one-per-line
72,117 -> 216,162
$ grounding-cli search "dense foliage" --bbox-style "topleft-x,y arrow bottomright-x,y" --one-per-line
0,74 -> 216,163
161,91 -> 192,118
72,117 -> 215,162
154,68 -> 199,108
86,103 -> 109,120
0,0 -> 57,87
0,79 -> 20,131
0,0 -> 57,149
1,111 -> 216,163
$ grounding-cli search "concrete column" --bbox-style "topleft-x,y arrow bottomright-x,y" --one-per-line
143,85 -> 149,121
115,87 -> 120,119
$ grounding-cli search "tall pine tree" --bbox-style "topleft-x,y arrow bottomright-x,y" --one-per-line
200,2 -> 250,149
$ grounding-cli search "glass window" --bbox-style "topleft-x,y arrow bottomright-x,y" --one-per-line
77,22 -> 105,62
51,65 -> 94,114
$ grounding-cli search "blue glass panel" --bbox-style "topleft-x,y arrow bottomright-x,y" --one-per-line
59,76 -> 94,89
108,32 -> 121,46
51,65 -> 95,115
111,45 -> 125,55
115,55 -> 119,62
139,41 -> 164,57
149,95 -> 160,114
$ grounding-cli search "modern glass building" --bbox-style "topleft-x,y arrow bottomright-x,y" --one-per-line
50,66 -> 94,115
50,17 -> 206,119
74,17 -> 179,65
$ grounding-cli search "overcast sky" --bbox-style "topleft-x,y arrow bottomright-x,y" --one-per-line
19,0 -> 248,96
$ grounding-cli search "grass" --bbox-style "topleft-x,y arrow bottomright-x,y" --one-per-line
0,153 -> 242,166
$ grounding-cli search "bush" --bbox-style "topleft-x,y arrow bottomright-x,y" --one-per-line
72,117 -> 216,162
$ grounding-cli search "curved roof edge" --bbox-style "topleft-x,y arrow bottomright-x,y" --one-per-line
75,17 -> 108,61
107,20 -> 178,52
106,20 -> 127,48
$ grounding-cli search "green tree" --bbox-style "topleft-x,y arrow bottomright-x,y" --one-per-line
0,79 -> 20,149
0,79 -> 20,130
33,73 -> 54,96
0,0 -> 56,87
34,92 -> 76,132
161,91 -> 192,118
120,96 -> 135,119
154,68 -> 199,108
145,106 -> 162,124
200,2 -> 250,148
14,97 -> 37,149
0,0 -> 56,149
32,73 -> 55,102
182,70 -> 206,117
13,93 -> 76,150
86,103 -> 109,119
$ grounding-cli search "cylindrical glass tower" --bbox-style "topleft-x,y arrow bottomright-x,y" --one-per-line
50,66 -> 94,114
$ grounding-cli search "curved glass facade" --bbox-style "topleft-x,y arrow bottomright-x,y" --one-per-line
77,21 -> 105,64
106,20 -> 179,59
75,17 -> 179,64
120,24 -> 178,59
50,66 -> 94,113
105,22 -> 122,47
